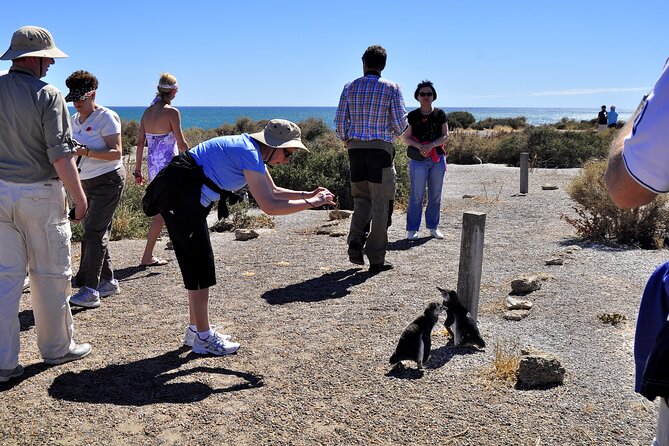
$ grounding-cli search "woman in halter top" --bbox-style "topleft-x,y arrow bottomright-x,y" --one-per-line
134,73 -> 189,266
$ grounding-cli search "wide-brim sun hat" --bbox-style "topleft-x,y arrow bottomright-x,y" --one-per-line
249,119 -> 309,152
0,26 -> 68,61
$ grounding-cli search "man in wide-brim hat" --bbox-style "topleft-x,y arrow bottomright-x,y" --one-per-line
0,26 -> 92,384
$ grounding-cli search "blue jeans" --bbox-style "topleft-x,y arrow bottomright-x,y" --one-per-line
406,156 -> 446,231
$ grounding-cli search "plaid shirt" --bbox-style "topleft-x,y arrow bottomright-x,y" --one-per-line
334,74 -> 407,143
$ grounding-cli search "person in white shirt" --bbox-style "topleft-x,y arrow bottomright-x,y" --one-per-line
65,70 -> 124,309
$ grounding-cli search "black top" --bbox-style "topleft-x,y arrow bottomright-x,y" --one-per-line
406,108 -> 447,160
597,110 -> 608,125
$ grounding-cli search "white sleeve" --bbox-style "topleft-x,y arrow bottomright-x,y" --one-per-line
622,63 -> 669,193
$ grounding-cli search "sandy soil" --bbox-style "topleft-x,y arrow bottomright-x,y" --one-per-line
1,163 -> 664,445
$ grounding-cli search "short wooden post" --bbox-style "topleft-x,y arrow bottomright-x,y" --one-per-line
520,152 -> 529,194
454,212 -> 486,345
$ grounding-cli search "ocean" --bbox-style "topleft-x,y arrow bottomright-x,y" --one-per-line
79,106 -> 634,130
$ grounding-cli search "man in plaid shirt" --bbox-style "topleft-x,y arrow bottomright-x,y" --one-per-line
335,45 -> 407,273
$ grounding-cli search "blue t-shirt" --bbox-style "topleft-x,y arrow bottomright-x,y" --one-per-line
189,134 -> 266,207
607,110 -> 618,126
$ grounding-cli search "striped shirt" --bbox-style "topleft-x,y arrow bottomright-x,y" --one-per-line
334,73 -> 407,143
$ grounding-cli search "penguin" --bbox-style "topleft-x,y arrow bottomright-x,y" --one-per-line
389,302 -> 443,369
438,287 -> 485,349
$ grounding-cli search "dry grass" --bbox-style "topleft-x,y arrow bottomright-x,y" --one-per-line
486,340 -> 521,386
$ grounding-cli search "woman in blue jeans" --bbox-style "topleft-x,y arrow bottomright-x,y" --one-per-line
401,80 -> 450,240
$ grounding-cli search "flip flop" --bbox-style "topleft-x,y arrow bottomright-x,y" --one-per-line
141,258 -> 168,267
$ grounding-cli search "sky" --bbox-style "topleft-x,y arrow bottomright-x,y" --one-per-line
2,0 -> 668,109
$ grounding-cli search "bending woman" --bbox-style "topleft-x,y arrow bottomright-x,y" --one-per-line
401,80 -> 449,240
134,73 -> 189,266
66,71 -> 124,308
143,119 -> 335,356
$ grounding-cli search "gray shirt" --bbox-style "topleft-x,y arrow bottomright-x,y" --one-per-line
0,66 -> 73,183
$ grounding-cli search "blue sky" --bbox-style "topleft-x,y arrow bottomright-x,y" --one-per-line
2,0 -> 668,109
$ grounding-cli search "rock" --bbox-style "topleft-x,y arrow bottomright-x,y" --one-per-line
329,230 -> 348,237
511,275 -> 542,294
517,353 -> 565,388
462,194 -> 475,199
503,310 -> 531,321
211,218 -> 234,232
506,296 -> 533,310
564,245 -> 582,254
541,185 -> 558,190
329,210 -> 351,220
545,257 -> 564,266
235,229 -> 259,241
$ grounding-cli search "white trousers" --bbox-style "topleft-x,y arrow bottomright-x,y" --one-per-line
655,397 -> 669,446
0,178 -> 74,369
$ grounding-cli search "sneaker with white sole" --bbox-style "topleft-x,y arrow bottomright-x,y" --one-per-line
0,364 -> 24,383
192,333 -> 240,356
183,326 -> 232,347
69,287 -> 100,308
429,228 -> 444,239
97,279 -> 120,297
406,231 -> 420,240
43,343 -> 92,365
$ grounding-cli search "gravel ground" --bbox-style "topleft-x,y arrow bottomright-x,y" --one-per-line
1,163 -> 664,445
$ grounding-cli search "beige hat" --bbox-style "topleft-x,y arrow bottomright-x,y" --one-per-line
249,119 -> 309,152
0,26 -> 68,61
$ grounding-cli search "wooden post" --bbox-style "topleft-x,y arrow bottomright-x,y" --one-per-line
454,211 -> 486,345
520,152 -> 529,194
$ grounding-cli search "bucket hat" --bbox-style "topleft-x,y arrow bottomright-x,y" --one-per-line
249,119 -> 309,151
0,26 -> 68,61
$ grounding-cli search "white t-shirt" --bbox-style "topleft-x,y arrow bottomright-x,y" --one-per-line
71,105 -> 123,180
622,62 -> 669,194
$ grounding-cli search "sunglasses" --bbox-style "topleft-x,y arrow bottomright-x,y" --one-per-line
419,92 -> 433,97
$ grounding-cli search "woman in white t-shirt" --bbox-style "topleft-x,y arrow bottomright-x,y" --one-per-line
65,70 -> 124,309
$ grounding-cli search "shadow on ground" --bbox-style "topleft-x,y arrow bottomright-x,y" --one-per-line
47,348 -> 263,405
387,238 -> 431,251
261,268 -> 373,305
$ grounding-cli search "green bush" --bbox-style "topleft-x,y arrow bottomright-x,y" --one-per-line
471,116 -> 528,130
446,111 -> 476,129
563,160 -> 669,249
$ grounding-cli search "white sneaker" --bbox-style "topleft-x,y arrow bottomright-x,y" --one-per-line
406,231 -> 420,240
69,287 -> 101,308
97,279 -> 120,297
429,228 -> 444,239
183,326 -> 232,347
193,333 -> 240,356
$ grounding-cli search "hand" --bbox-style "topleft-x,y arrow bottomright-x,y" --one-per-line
305,187 -> 329,198
69,200 -> 88,224
133,170 -> 144,185
312,190 -> 336,207
419,143 -> 432,157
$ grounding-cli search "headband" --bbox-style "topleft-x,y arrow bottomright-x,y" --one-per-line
157,83 -> 178,90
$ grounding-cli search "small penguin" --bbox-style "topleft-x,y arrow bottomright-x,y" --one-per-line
438,287 -> 485,349
389,302 -> 443,369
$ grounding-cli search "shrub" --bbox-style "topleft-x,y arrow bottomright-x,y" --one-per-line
563,160 -> 669,248
446,111 -> 476,129
69,164 -> 152,243
121,120 -> 140,152
471,116 -> 528,130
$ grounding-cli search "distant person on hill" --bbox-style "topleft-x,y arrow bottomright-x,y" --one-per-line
597,105 -> 608,131
0,26 -> 92,383
66,70 -> 125,309
607,105 -> 619,128
604,61 -> 669,446
134,73 -> 189,267
142,119 -> 335,355
401,80 -> 449,241
334,45 -> 407,273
